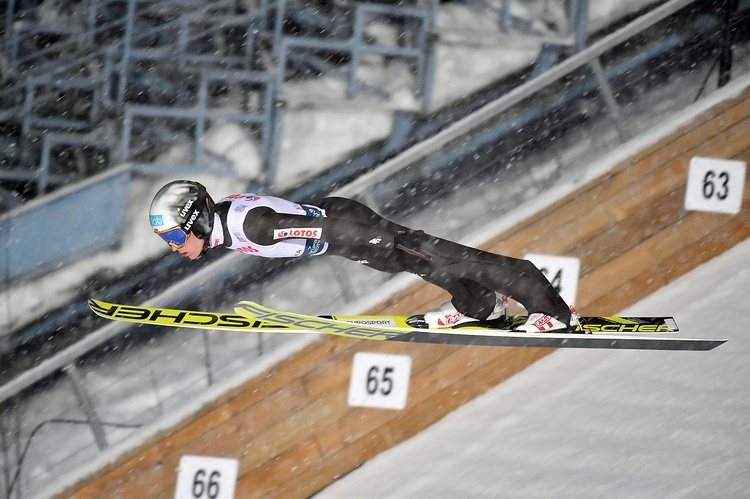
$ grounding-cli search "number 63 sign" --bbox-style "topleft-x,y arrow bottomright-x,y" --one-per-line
685,157 -> 746,215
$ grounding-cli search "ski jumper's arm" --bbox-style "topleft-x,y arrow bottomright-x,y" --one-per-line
243,207 -> 398,250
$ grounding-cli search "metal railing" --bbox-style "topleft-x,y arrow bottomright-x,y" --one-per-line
334,0 -> 698,197
0,0 -> 441,282
0,0 -> 242,195
0,0 -> 441,199
120,70 -> 285,181
277,2 -> 437,111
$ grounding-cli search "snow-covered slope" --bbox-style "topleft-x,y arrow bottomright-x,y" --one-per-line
318,238 -> 750,498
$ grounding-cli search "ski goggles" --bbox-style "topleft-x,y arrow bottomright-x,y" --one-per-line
154,226 -> 190,248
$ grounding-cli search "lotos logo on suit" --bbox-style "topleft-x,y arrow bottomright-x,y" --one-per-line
273,228 -> 322,240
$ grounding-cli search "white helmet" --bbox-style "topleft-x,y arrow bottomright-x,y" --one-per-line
149,180 -> 215,248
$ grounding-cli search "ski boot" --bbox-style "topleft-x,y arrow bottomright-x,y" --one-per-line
516,307 -> 581,333
408,296 -> 509,329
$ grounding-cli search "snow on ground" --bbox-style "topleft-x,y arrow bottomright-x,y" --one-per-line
317,238 -> 750,498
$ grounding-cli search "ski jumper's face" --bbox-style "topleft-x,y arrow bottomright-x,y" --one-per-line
172,233 -> 205,260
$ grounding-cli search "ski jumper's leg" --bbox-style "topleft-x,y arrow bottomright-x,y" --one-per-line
325,244 -> 500,319
307,197 -> 406,232
309,198 -> 500,318
418,272 -> 499,319
430,258 -> 571,322
403,233 -> 572,323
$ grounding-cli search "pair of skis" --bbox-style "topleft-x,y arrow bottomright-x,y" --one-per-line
88,298 -> 726,351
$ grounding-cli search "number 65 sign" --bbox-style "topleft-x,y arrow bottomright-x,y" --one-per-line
684,157 -> 746,215
348,352 -> 411,410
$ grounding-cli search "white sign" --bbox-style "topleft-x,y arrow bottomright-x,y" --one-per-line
684,157 -> 746,214
525,253 -> 580,306
348,352 -> 411,410
175,455 -> 238,499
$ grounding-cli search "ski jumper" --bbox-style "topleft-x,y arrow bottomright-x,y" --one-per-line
210,194 -> 572,324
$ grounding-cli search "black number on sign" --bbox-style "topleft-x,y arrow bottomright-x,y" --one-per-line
367,366 -> 395,395
702,170 -> 730,200
192,469 -> 221,498
381,367 -> 394,395
540,267 -> 563,293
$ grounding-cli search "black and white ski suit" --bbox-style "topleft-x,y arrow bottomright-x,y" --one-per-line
210,194 -> 572,324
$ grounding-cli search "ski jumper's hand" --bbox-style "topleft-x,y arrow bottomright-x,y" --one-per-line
395,230 -> 440,261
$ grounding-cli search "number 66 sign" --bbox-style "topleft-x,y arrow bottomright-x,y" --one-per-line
174,455 -> 238,499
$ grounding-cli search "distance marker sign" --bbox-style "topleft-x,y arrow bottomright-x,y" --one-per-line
174,455 -> 238,499
525,253 -> 580,306
348,352 -> 411,410
684,157 -> 746,215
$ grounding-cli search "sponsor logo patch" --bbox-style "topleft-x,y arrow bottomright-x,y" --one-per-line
533,315 -> 553,328
183,208 -> 200,231
301,204 -> 325,217
273,228 -> 322,240
307,239 -> 326,255
150,214 -> 164,226
438,312 -> 464,326
340,318 -> 398,327
236,246 -> 259,254
231,231 -> 248,243
179,199 -> 194,218
226,194 -> 261,202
